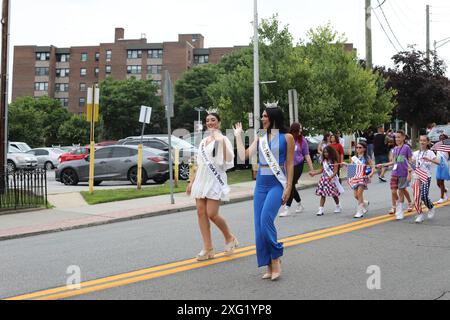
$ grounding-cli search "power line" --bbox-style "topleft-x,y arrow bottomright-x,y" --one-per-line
376,0 -> 405,51
372,7 -> 400,52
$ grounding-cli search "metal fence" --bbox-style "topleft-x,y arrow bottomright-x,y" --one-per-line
0,169 -> 48,212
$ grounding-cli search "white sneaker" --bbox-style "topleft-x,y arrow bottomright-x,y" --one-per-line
316,208 -> 324,216
396,203 -> 404,220
363,200 -> 370,214
427,207 -> 435,220
415,214 -> 425,224
279,206 -> 290,218
334,205 -> 342,214
295,203 -> 304,213
437,198 -> 448,204
354,205 -> 364,219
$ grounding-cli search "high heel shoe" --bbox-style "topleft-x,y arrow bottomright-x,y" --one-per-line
271,259 -> 282,281
224,237 -> 239,255
262,265 -> 272,280
196,248 -> 215,261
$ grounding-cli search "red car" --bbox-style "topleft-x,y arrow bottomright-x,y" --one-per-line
59,146 -> 97,164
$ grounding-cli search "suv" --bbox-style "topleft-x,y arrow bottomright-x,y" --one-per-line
118,135 -> 197,180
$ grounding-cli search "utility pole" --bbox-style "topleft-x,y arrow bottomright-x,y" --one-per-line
1,0 -> 11,175
365,0 -> 373,69
253,0 -> 260,134
426,4 -> 431,62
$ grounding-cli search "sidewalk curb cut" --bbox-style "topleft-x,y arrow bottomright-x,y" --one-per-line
0,182 -> 317,242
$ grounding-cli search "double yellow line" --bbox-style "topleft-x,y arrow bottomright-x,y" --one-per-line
5,201 -> 449,300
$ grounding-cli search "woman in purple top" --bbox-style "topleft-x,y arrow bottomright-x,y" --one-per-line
280,123 -> 315,217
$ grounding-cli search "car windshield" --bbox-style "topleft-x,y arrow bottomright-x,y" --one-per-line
8,146 -> 22,153
14,143 -> 31,152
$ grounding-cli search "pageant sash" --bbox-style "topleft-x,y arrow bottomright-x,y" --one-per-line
200,140 -> 230,195
324,161 -> 345,194
259,134 -> 287,189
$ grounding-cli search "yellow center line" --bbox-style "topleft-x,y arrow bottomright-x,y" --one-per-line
5,201 -> 449,300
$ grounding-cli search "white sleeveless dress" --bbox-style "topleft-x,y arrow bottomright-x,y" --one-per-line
190,136 -> 235,201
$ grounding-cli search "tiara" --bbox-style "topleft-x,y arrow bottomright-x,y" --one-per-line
207,107 -> 218,114
264,101 -> 279,109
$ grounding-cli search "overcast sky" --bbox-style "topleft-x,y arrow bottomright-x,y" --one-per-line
4,0 -> 450,91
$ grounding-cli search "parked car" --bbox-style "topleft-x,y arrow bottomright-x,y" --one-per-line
55,145 -> 170,186
117,135 -> 198,180
7,145 -> 38,172
9,141 -> 31,153
428,125 -> 450,143
26,148 -> 65,170
58,146 -> 100,164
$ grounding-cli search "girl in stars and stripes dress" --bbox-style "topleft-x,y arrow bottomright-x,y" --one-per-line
412,135 -> 439,224
310,146 -> 343,216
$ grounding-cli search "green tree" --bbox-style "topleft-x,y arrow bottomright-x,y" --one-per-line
379,48 -> 450,141
100,77 -> 163,140
8,98 -> 45,147
58,114 -> 91,146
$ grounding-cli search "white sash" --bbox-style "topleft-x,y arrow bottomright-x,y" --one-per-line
324,160 -> 345,194
259,134 -> 287,189
200,140 -> 230,195
351,156 -> 362,165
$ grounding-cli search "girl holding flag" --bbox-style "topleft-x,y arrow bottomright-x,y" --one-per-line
434,134 -> 450,204
187,112 -> 239,261
234,104 -> 294,281
412,135 -> 438,223
342,141 -> 375,219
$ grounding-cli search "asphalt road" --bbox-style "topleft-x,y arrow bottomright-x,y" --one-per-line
1,174 -> 450,300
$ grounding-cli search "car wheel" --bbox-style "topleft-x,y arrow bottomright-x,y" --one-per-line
128,167 -> 148,185
179,163 -> 190,180
45,161 -> 53,170
153,176 -> 168,184
94,181 -> 102,186
60,168 -> 79,186
7,160 -> 16,173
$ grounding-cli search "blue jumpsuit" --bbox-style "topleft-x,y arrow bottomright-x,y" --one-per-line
254,133 -> 286,267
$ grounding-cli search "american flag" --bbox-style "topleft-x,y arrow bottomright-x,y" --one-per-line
410,162 -> 429,184
413,180 -> 422,214
347,164 -> 366,188
432,139 -> 450,153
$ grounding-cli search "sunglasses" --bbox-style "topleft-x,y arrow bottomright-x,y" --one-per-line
356,146 -> 364,149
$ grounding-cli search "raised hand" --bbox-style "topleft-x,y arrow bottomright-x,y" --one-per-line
233,122 -> 243,137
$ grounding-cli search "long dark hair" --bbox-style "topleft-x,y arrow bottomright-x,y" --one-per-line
323,145 -> 339,164
205,112 -> 221,157
265,107 -> 287,135
290,122 -> 304,147
356,141 -> 370,163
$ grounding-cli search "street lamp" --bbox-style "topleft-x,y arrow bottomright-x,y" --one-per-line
194,107 -> 205,132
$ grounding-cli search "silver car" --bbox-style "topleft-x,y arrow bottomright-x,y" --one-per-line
7,145 -> 38,172
9,142 -> 31,153
26,148 -> 65,170
55,145 -> 170,186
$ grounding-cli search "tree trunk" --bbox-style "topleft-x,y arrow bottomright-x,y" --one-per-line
411,123 -> 419,149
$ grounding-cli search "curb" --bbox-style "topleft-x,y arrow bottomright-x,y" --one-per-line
0,182 -> 317,242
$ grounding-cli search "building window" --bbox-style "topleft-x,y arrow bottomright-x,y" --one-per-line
57,98 -> 69,107
79,83 -> 87,92
148,49 -> 163,59
152,80 -> 162,88
79,98 -> 86,107
105,65 -> 112,74
147,65 -> 162,75
55,83 -> 69,92
56,68 -> 70,78
106,50 -> 112,61
95,52 -> 100,61
34,82 -> 48,91
194,55 -> 209,64
127,50 -> 142,59
80,68 -> 87,76
56,54 -> 70,62
81,53 -> 88,62
95,67 -> 99,77
35,67 -> 49,76
36,52 -> 50,61
127,65 -> 141,74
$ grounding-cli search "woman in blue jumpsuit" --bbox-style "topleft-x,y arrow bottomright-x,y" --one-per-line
234,106 -> 294,281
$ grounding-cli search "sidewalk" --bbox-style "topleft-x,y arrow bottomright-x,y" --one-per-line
0,175 -> 322,241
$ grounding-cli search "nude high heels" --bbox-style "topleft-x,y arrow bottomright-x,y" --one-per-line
196,248 -> 215,261
271,259 -> 282,281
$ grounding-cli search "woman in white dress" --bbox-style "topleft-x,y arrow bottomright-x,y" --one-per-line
186,112 -> 239,261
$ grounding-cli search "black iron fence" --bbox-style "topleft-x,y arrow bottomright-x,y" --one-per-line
0,169 -> 48,212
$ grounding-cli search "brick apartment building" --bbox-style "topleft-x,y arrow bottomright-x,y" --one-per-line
12,28 -> 244,114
